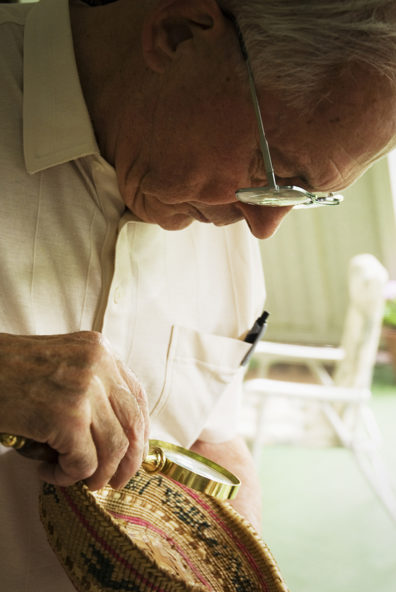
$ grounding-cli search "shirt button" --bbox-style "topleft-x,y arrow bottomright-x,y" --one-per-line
113,285 -> 122,304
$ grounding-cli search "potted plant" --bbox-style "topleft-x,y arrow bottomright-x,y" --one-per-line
383,298 -> 396,379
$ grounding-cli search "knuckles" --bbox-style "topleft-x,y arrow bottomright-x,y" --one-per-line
63,456 -> 98,483
49,332 -> 108,391
13,331 -> 148,487
105,430 -> 130,458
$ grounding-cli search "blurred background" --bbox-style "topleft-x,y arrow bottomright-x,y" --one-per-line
241,149 -> 396,592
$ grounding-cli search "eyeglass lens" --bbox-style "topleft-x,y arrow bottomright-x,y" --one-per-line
236,187 -> 344,207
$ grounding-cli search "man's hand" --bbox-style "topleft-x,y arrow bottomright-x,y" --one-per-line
0,331 -> 150,491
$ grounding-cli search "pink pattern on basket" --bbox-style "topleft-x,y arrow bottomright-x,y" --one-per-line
110,512 -> 212,590
175,481 -> 270,592
61,488 -> 169,592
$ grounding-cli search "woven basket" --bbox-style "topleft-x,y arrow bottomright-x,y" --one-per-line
39,470 -> 289,592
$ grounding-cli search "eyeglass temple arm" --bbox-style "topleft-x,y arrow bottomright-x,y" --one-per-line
244,59 -> 278,190
229,14 -> 278,191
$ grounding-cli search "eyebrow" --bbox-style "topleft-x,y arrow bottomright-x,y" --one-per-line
271,166 -> 316,192
295,174 -> 315,192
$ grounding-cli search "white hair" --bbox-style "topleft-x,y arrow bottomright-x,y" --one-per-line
218,0 -> 396,108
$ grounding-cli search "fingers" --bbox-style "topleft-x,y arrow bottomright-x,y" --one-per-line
107,384 -> 148,489
84,422 -> 130,491
80,370 -> 149,491
89,337 -> 150,489
88,376 -> 148,491
108,439 -> 143,490
37,417 -> 99,486
37,382 -> 149,491
2,331 -> 151,490
117,361 -> 150,448
80,379 -> 129,490
38,443 -> 98,487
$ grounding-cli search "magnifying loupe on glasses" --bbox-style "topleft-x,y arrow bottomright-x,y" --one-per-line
236,186 -> 344,208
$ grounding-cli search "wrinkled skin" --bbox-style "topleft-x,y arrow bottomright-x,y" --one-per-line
0,332 -> 149,490
70,0 -> 396,239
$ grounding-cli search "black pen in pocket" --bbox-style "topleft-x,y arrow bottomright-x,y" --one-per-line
240,310 -> 269,367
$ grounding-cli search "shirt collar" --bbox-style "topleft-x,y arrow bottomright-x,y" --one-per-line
23,0 -> 99,174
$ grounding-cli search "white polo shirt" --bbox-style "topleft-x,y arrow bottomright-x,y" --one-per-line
0,1 -> 265,590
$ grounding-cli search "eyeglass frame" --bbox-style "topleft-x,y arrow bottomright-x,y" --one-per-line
224,11 -> 344,209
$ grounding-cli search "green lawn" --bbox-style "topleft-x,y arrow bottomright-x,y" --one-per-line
259,365 -> 396,592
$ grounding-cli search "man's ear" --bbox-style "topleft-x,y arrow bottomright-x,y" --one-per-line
142,0 -> 226,73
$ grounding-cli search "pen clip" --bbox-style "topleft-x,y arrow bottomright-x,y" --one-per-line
240,310 -> 269,367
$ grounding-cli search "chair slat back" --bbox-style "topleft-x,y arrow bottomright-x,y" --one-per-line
334,254 -> 388,388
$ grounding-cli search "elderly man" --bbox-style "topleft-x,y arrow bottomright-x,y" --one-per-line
0,0 -> 395,589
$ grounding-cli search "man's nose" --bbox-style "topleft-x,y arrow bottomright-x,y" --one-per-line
238,203 -> 293,240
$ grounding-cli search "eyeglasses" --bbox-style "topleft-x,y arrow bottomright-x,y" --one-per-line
228,14 -> 344,209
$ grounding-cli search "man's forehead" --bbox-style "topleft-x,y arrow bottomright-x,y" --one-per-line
267,72 -> 396,192
308,69 -> 396,149
322,64 -> 396,118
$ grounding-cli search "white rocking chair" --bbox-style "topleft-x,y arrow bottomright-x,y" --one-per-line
243,253 -> 396,523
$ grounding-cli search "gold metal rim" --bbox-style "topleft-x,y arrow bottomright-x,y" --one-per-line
0,433 -> 241,500
148,439 -> 241,500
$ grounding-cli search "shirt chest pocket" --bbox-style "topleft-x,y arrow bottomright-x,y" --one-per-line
149,325 -> 251,448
